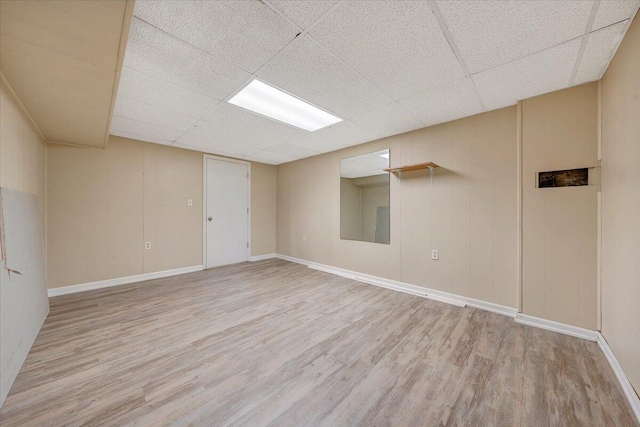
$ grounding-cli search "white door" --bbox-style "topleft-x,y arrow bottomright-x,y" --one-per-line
205,158 -> 249,268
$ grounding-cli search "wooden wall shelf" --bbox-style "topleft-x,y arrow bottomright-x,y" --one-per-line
384,162 -> 439,174
384,162 -> 440,185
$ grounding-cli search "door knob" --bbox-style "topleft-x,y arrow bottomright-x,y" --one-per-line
208,216 -> 213,221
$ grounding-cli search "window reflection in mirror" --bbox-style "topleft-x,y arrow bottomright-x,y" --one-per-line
340,149 -> 390,244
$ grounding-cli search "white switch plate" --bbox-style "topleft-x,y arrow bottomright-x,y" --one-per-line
431,249 -> 439,260
187,199 -> 193,207
145,242 -> 151,250
303,234 -> 307,242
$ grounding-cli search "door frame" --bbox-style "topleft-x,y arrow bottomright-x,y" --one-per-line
202,154 -> 251,269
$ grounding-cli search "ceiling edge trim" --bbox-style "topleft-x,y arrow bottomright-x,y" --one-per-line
0,71 -> 46,142
45,140 -> 103,149
103,0 -> 135,150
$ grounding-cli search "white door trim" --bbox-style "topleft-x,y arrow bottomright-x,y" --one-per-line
202,155 -> 251,269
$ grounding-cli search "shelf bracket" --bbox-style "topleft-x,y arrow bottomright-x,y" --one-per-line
427,165 -> 435,186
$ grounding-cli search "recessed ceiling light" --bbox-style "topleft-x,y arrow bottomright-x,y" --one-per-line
380,153 -> 389,159
228,80 -> 342,132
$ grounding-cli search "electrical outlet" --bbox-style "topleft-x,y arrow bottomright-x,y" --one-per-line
187,199 -> 193,207
431,249 -> 439,260
303,234 -> 307,242
145,242 -> 151,250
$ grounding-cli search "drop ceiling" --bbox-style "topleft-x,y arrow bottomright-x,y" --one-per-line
111,0 -> 639,165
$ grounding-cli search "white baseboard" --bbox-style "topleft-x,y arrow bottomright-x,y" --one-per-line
249,253 -> 276,262
514,313 -> 598,341
275,253 -> 311,266
277,254 -> 516,317
309,262 -> 467,308
48,265 -> 204,297
597,333 -> 640,423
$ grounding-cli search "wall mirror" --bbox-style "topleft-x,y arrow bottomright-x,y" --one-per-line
340,149 -> 390,244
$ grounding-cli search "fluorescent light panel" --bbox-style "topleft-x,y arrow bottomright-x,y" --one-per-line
228,80 -> 342,132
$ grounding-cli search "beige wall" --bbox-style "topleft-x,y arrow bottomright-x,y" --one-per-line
601,16 -> 640,393
251,162 -> 277,256
278,107 -> 518,308
521,82 -> 600,329
47,137 -> 202,288
47,136 -> 276,289
0,82 -> 46,225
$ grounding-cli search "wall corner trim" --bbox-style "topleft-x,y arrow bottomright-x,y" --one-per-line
249,253 -> 277,262
514,313 -> 598,341
47,265 -> 204,297
0,72 -> 47,142
275,254 -> 517,317
597,332 -> 640,423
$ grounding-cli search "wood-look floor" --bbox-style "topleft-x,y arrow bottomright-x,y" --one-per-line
1,259 -> 637,426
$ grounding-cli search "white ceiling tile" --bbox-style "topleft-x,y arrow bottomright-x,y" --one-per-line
245,150 -> 298,165
187,118 -> 275,151
123,18 -> 251,101
309,1 -> 465,100
351,103 -> 425,139
175,142 -> 245,160
400,79 -> 485,128
575,21 -> 629,85
592,0 -> 639,30
202,103 -> 308,143
265,143 -> 320,159
176,130 -> 258,158
133,0 -> 298,73
284,120 -> 380,155
118,67 -> 219,118
268,0 -> 338,29
436,0 -> 592,74
256,34 -> 393,119
310,120 -> 380,147
113,96 -> 200,132
472,39 -> 582,111
110,116 -> 184,142
287,133 -> 347,154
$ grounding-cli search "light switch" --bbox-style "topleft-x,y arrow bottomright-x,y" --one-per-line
431,249 -> 439,260
303,234 -> 307,242
187,199 -> 193,207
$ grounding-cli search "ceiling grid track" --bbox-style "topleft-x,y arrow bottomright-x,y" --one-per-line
427,0 -> 487,112
570,0 -> 601,86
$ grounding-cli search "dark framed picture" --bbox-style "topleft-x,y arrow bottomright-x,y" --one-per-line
538,168 -> 588,188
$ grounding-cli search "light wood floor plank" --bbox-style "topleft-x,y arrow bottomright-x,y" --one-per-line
0,259 -> 637,426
